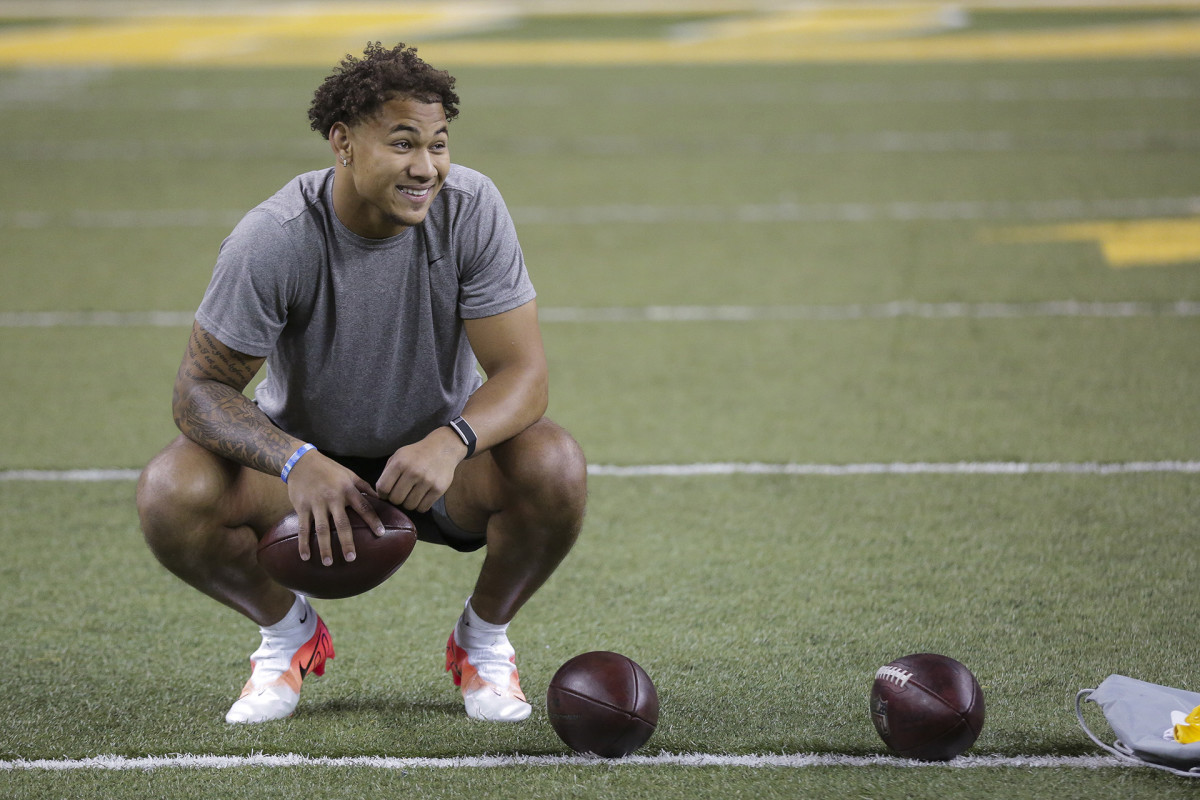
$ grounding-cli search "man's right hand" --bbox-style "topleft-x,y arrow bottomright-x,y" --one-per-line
171,322 -> 388,567
283,451 -> 386,566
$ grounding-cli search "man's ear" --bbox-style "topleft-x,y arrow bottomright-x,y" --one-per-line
329,122 -> 353,165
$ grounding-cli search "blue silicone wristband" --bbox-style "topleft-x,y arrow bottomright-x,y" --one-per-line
280,443 -> 317,483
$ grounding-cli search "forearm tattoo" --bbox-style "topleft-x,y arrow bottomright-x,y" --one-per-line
173,326 -> 294,475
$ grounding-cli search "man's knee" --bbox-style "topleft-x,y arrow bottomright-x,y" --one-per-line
496,418 -> 588,521
137,439 -> 236,555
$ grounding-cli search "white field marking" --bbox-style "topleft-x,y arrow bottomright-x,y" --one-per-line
0,469 -> 141,482
607,76 -> 1200,105
586,462 -> 1200,477
5,197 -> 1200,230
511,197 -> 1200,226
11,129 -> 1200,161
0,209 -> 245,229
6,301 -> 1199,330
537,301 -> 1200,323
0,310 -> 195,327
803,76 -> 1199,105
5,462 -> 1200,483
0,752 -> 1130,772
525,129 -> 1200,155
3,77 -> 1193,111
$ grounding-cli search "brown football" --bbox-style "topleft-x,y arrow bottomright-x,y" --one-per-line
870,652 -> 985,761
257,497 -> 417,599
547,651 -> 659,758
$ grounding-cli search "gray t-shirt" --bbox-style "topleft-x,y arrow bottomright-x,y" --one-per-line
195,165 -> 536,457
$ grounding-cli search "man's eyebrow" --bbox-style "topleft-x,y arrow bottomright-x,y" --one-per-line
388,123 -> 449,136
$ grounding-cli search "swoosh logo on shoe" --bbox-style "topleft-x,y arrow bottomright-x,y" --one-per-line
298,628 -> 330,678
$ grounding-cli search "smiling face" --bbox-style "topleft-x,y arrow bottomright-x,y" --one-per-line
329,95 -> 450,239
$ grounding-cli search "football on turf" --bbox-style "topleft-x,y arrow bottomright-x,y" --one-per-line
547,651 -> 659,758
257,497 -> 417,599
870,652 -> 985,761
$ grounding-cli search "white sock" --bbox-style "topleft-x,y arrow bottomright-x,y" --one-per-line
456,597 -> 510,650
261,594 -> 311,637
246,595 -> 314,686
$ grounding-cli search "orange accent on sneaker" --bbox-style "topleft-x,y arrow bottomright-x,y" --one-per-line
237,617 -> 334,700
445,631 -> 527,701
445,632 -> 465,687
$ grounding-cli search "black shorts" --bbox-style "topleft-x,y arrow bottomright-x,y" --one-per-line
326,453 -> 486,553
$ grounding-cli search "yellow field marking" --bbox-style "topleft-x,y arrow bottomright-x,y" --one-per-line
418,20 -> 1200,66
3,5 -> 1200,66
0,5 -> 505,67
992,219 -> 1200,268
677,4 -> 964,40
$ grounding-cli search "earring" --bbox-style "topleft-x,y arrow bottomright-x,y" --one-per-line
340,156 -> 350,167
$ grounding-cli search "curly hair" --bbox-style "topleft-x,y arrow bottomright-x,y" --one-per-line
308,42 -> 460,139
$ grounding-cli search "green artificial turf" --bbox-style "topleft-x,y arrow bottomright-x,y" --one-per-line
2,4 -> 1199,798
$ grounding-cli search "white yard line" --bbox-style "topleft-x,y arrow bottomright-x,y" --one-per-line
0,310 -> 196,327
510,196 -> 1200,225
4,196 -> 1200,229
0,751 -> 1131,772
589,461 -> 1200,476
4,78 -> 1195,111
4,301 -> 1200,329
0,469 -> 143,481
537,300 -> 1200,322
5,462 -> 1200,483
10,129 -> 1200,160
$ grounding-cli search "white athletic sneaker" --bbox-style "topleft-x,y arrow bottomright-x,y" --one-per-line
445,628 -> 532,722
225,608 -> 334,724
